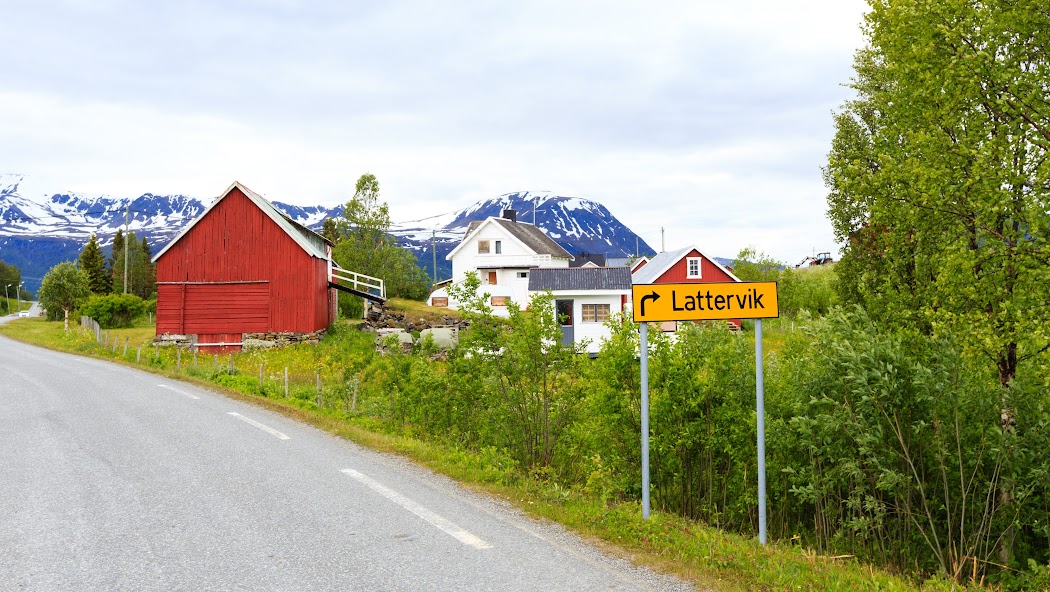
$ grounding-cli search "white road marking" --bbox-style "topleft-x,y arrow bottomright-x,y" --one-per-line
341,468 -> 493,550
227,412 -> 291,440
157,384 -> 200,400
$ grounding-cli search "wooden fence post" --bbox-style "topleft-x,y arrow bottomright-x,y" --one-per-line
176,347 -> 181,371
284,367 -> 289,398
229,354 -> 234,372
123,337 -> 129,357
259,364 -> 264,389
137,346 -> 141,363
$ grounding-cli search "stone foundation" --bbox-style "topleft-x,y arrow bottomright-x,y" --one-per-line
242,329 -> 326,350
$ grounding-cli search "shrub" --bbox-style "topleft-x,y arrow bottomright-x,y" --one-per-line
79,293 -> 147,328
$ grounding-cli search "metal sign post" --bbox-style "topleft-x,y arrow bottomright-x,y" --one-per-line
640,321 -> 650,519
755,318 -> 767,545
633,282 -> 777,545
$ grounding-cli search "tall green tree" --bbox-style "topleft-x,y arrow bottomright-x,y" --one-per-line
79,233 -> 111,294
111,231 -> 157,299
109,228 -> 124,291
332,173 -> 431,314
824,0 -> 1050,387
38,261 -> 90,332
0,259 -> 22,314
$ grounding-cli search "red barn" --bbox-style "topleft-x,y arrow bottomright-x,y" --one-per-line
152,182 -> 339,351
631,245 -> 743,330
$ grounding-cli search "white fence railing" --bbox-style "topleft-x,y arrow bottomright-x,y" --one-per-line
331,268 -> 386,300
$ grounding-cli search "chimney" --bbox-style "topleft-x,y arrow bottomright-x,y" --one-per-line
502,209 -> 517,223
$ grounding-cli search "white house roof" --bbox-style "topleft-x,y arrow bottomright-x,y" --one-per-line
632,246 -> 740,284
446,217 -> 573,261
152,181 -> 330,263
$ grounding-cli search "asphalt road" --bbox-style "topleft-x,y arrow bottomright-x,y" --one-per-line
0,330 -> 692,592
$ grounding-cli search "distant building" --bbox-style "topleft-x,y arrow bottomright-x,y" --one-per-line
528,266 -> 632,354
153,182 -> 353,351
429,209 -> 573,316
632,245 -> 741,331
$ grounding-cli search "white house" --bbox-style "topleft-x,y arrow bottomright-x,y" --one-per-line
429,209 -> 573,316
527,266 -> 633,354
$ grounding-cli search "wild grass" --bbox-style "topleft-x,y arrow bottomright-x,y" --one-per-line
0,313 -> 957,591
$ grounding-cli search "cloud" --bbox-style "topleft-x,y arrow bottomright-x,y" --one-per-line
0,0 -> 868,261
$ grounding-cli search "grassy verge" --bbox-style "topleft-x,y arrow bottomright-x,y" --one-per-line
1,316 -> 940,591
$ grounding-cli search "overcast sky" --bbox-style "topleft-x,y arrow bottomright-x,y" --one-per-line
1,0 -> 870,262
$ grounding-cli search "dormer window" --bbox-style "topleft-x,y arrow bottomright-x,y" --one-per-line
687,257 -> 702,278
478,240 -> 490,254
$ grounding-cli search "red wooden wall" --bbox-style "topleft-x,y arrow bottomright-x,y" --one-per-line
652,249 -> 741,328
653,249 -> 737,284
155,187 -> 329,341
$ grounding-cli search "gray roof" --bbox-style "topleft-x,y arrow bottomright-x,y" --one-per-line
464,218 -> 573,260
528,267 -> 633,292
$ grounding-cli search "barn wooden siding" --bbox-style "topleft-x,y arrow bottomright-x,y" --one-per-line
155,187 -> 330,342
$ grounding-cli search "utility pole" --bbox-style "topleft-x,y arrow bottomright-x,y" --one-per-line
3,284 -> 9,314
123,201 -> 130,294
16,281 -> 21,313
635,237 -> 639,258
661,227 -> 665,253
431,229 -> 437,284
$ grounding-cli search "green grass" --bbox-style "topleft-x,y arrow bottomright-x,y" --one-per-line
1,314 -> 958,591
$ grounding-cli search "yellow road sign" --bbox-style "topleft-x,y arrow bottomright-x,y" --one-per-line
632,281 -> 779,322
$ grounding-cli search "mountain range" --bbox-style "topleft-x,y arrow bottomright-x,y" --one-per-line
0,175 -> 657,293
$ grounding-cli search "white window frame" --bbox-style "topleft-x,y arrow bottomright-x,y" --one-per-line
686,257 -> 702,279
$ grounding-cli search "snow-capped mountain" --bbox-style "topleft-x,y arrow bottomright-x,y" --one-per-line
392,191 -> 656,280
0,175 -> 655,291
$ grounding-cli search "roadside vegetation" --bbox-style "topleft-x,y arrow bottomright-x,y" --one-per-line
7,260 -> 1048,590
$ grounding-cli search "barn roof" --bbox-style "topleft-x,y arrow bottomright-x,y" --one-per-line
631,245 -> 740,284
528,266 -> 632,292
447,217 -> 573,261
152,181 -> 330,263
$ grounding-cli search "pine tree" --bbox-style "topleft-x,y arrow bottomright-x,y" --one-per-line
79,233 -> 111,294
110,228 -> 125,293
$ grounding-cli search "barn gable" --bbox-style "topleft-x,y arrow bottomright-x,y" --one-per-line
153,181 -> 329,264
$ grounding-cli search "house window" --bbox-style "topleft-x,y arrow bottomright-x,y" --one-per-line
478,240 -> 490,254
687,257 -> 702,278
491,296 -> 509,306
432,297 -> 448,307
495,240 -> 502,254
487,271 -> 497,285
582,304 -> 610,323
517,271 -> 528,279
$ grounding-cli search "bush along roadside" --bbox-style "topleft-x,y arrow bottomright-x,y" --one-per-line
5,306 -> 1049,590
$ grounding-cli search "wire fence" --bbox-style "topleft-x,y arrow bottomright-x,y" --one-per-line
78,315 -> 362,413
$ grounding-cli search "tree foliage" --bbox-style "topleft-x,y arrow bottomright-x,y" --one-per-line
331,173 -> 431,314
0,259 -> 22,314
109,230 -> 157,299
38,261 -> 90,332
79,293 -> 147,329
824,0 -> 1050,386
79,233 -> 111,295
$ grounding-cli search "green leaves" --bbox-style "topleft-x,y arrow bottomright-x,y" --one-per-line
826,0 -> 1050,386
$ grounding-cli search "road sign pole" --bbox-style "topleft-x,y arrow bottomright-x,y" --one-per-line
640,321 -> 650,520
756,318 -> 767,545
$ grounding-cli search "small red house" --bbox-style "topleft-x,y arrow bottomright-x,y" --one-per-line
631,245 -> 742,330
152,182 -> 337,351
